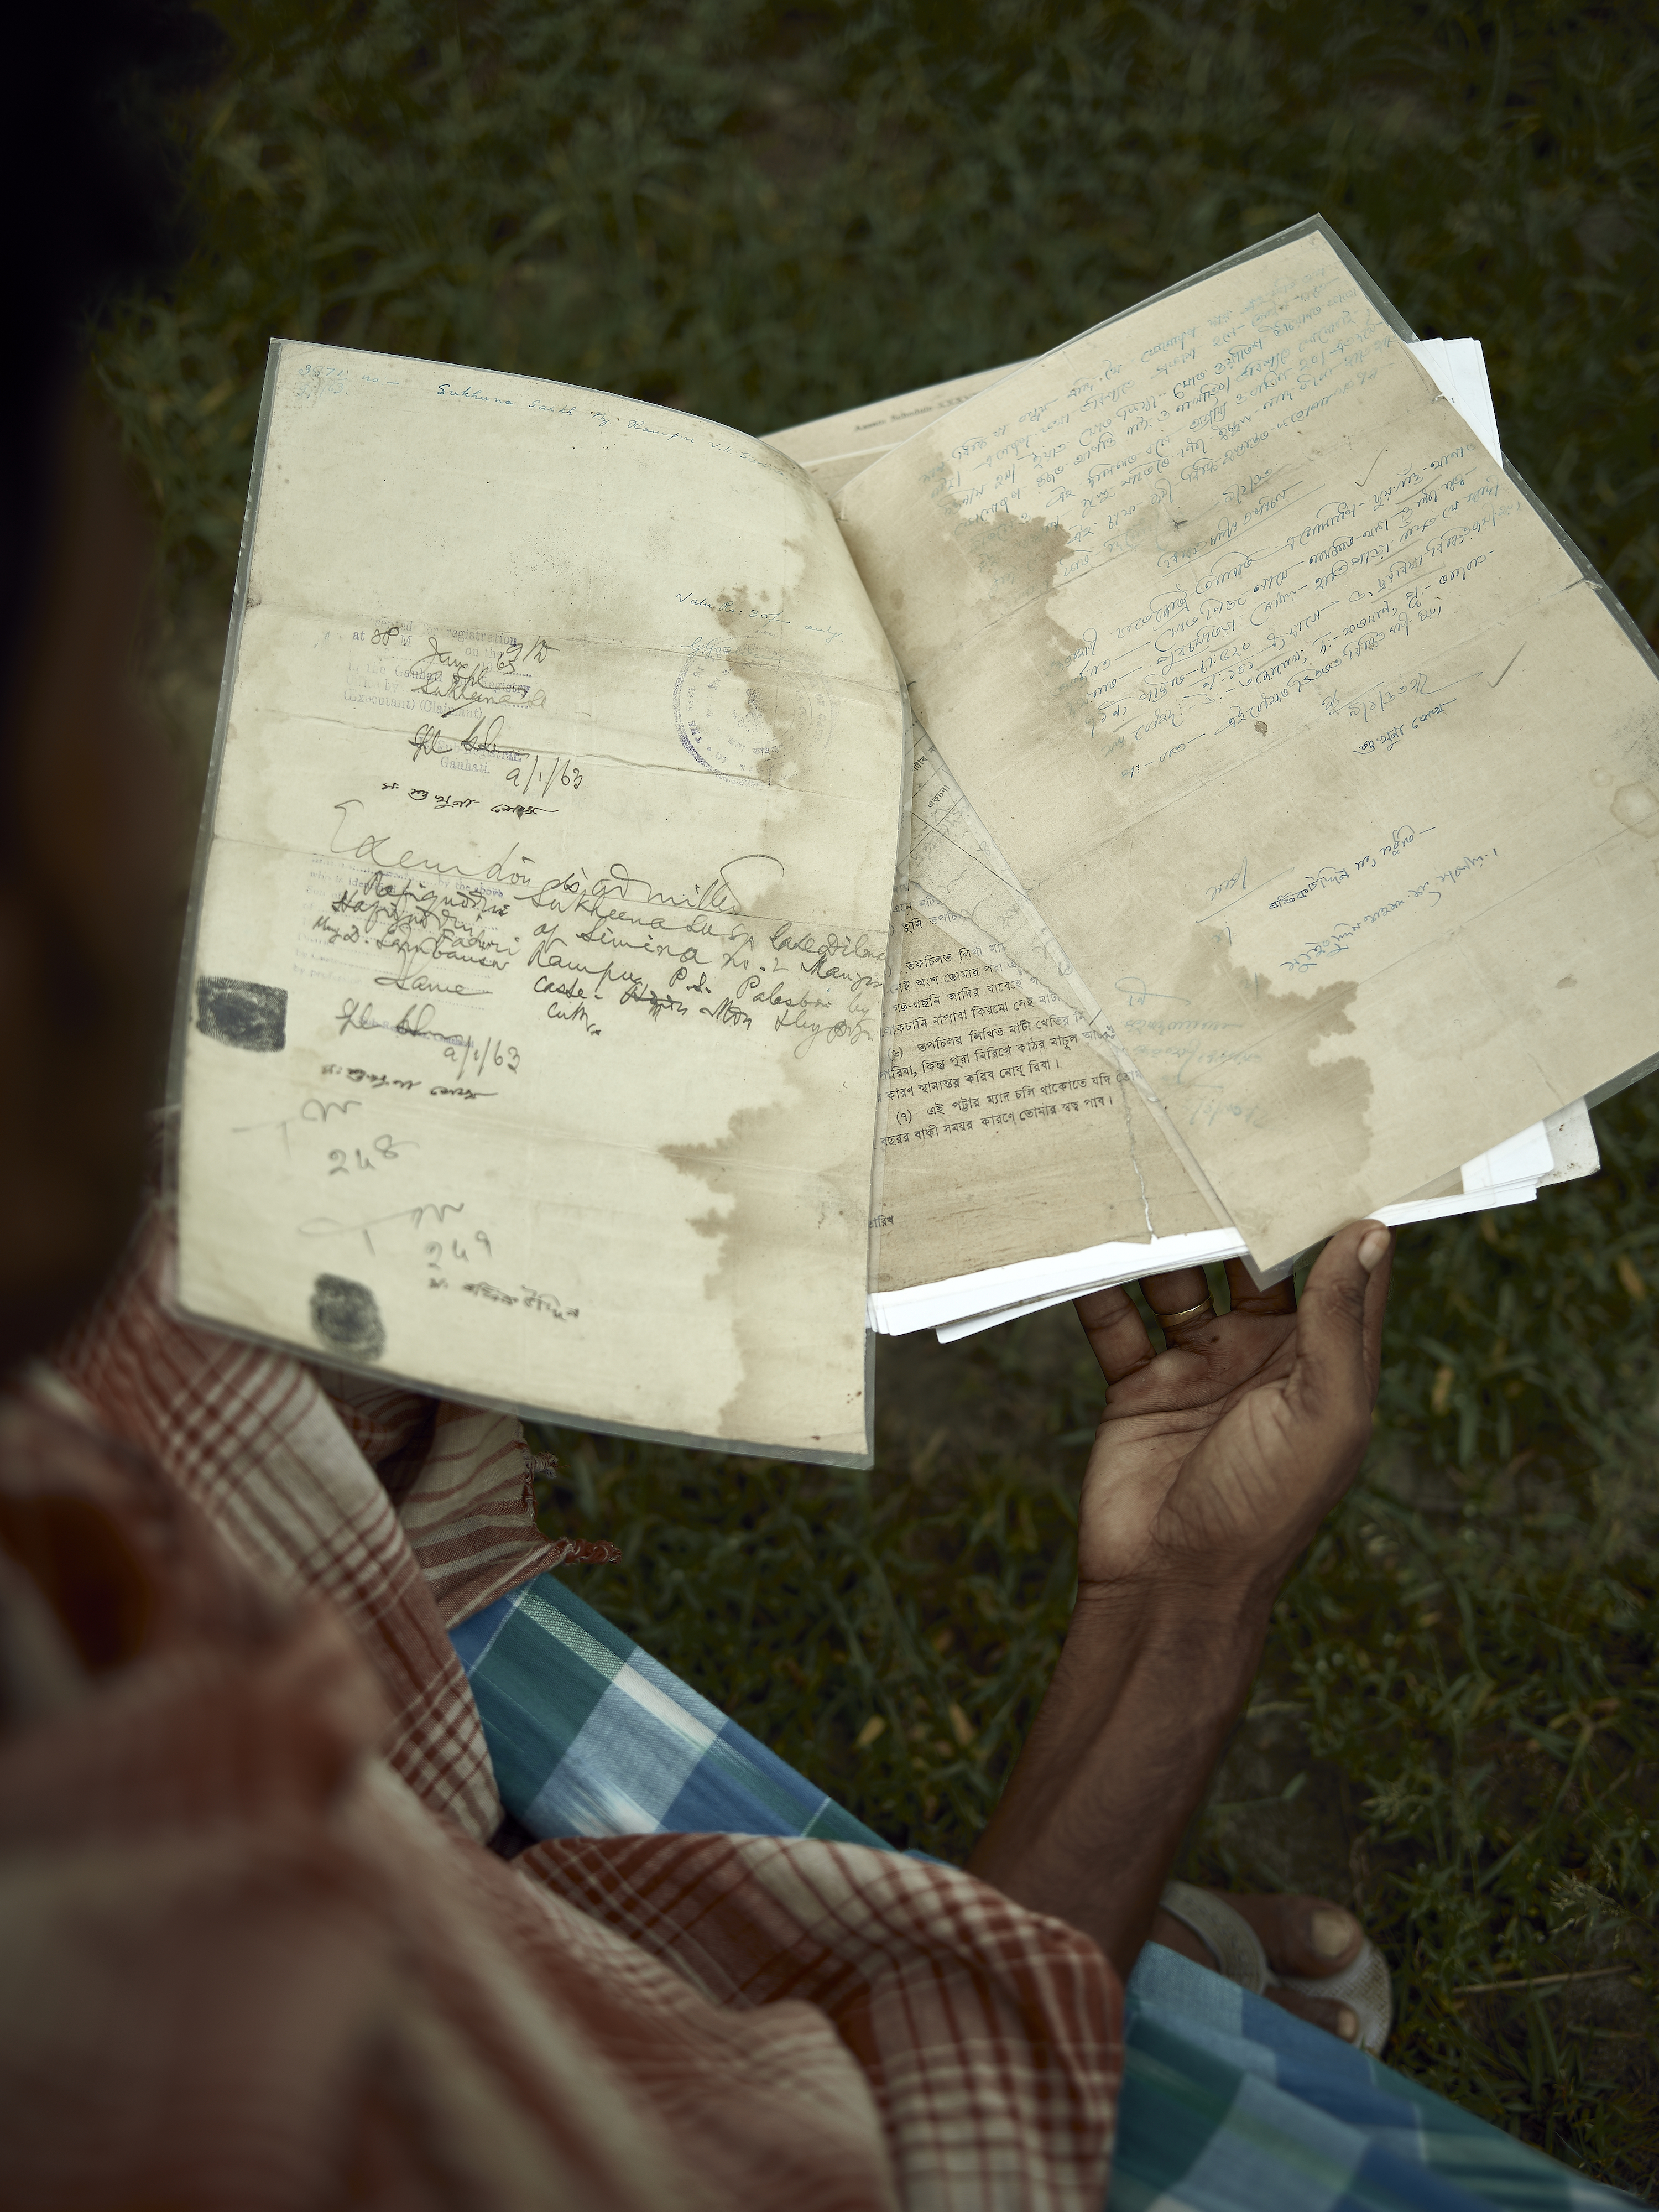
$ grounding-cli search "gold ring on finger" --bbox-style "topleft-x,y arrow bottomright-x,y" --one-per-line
1151,1298 -> 1215,1334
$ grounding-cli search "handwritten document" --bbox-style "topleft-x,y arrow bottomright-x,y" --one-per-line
764,363 -> 1030,499
178,342 -> 905,1461
838,223 -> 1659,1266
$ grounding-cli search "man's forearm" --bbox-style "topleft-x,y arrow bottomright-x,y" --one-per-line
967,1581 -> 1270,1975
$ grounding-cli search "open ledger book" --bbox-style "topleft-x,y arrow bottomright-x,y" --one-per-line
172,217 -> 1659,1465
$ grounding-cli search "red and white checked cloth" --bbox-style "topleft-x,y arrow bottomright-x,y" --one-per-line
1,1205 -> 1122,2210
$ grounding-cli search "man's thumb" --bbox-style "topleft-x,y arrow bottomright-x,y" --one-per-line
1293,1219 -> 1391,1412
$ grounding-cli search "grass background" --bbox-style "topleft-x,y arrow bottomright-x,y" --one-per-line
108,1 -> 1659,2190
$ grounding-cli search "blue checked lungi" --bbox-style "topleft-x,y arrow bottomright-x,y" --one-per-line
453,1575 -> 1637,2212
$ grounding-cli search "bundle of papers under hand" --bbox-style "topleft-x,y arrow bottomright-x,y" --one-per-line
172,217 -> 1659,1464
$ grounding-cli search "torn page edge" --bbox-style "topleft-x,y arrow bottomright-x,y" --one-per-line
1403,338 -> 1503,467
1537,1097 -> 1599,1185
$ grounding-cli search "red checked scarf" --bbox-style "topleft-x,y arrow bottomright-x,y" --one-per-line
0,1205 -> 1121,2211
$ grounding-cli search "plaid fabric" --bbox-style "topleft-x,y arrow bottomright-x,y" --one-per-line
317,1368 -> 561,1627
453,1574 -> 896,1849
1118,1948 -> 1639,2212
1,1217 -> 1128,2210
456,1576 -> 1641,2212
50,1205 -> 563,1841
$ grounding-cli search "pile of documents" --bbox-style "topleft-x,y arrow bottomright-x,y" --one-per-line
172,218 -> 1659,1462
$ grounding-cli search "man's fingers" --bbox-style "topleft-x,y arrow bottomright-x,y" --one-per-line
1292,1219 -> 1392,1438
1139,1265 -> 1212,1336
1360,1226 -> 1393,1394
1075,1283 -> 1154,1384
1222,1257 -> 1297,1319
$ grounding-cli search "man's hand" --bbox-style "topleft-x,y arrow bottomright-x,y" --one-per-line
1073,1220 -> 1392,1603
968,1219 -> 1393,1975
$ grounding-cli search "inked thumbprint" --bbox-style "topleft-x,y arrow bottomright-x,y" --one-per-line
196,976 -> 288,1053
309,1274 -> 387,1363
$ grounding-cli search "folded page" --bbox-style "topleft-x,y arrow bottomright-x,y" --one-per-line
1404,339 -> 1501,467
174,342 -> 906,1464
836,217 -> 1659,1269
875,724 -> 1580,1318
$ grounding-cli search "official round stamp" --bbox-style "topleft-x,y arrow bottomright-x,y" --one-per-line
674,642 -> 834,784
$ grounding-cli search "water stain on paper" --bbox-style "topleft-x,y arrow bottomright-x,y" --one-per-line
675,545 -> 853,789
1165,924 -> 1375,1221
937,504 -> 1104,759
662,1096 -> 864,1458
1611,782 -> 1659,836
659,498 -> 889,1456
714,562 -> 838,790
840,476 -> 1106,784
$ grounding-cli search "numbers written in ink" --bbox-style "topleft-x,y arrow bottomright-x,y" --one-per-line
504,752 -> 583,802
426,1230 -> 493,1268
327,1133 -> 418,1175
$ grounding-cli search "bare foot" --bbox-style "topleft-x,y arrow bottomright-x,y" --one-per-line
1149,1892 -> 1366,2043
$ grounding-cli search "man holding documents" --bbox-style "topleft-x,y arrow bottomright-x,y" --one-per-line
1,17 -> 1645,2209
1,405 -> 1624,2212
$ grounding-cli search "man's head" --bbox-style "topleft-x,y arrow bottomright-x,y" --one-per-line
0,3 -> 222,1365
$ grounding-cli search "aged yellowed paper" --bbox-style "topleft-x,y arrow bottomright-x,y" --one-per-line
873,910 -> 1215,1294
177,341 -> 905,1461
837,225 -> 1659,1266
764,362 -> 1030,497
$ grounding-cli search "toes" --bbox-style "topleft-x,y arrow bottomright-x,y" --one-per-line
1265,1984 -> 1360,2043
1223,1893 -> 1363,1977
1147,1907 -> 1217,1968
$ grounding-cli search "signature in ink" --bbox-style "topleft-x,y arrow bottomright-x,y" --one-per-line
233,1095 -> 360,1157
1115,976 -> 1192,1009
299,1198 -> 466,1257
372,949 -> 493,1000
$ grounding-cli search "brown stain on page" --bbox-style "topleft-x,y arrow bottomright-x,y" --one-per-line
839,469 -> 1104,780
656,513 -> 890,1457
708,455 -> 860,792
1162,925 -> 1376,1235
662,1095 -> 864,1455
844,446 -> 1245,823
711,577 -> 837,790
933,503 -> 1106,769
679,443 -> 858,793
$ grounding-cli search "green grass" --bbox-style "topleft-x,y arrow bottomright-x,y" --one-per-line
109,1 -> 1659,2190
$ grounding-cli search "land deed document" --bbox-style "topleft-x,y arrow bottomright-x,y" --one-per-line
870,727 -> 1217,1295
838,221 -> 1659,1268
176,341 -> 906,1462
872,909 -> 1215,1295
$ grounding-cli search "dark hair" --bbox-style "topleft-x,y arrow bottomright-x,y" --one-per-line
0,1 -> 224,766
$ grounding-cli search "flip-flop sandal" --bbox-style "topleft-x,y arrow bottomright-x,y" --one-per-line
1158,1880 -> 1395,2055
